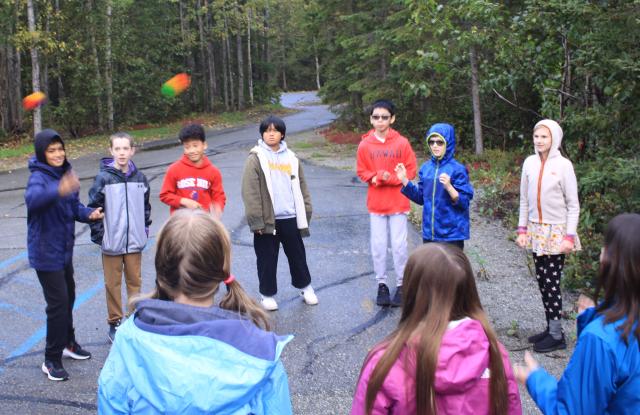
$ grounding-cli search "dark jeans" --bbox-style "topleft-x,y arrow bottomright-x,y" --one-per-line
36,263 -> 76,362
254,217 -> 312,296
423,239 -> 465,250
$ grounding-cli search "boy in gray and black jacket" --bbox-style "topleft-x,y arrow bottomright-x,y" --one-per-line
88,132 -> 151,342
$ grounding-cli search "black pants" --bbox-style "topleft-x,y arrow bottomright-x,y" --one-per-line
36,264 -> 76,362
532,253 -> 565,322
254,218 -> 311,296
423,239 -> 464,250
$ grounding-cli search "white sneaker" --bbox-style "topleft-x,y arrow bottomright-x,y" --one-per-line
301,285 -> 319,305
261,296 -> 278,311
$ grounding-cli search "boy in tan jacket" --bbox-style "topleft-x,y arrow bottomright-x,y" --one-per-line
241,116 -> 318,311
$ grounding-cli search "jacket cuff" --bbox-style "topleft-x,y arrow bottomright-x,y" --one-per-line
517,226 -> 528,235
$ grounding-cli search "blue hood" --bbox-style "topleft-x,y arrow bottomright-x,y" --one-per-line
426,123 -> 456,162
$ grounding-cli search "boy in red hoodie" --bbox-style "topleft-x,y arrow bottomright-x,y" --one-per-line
160,124 -> 226,217
356,100 -> 417,307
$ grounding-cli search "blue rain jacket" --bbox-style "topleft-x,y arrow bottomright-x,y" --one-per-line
25,156 -> 92,271
401,123 -> 474,241
98,299 -> 294,414
526,307 -> 640,414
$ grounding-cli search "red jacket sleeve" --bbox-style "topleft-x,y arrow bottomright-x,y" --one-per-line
209,167 -> 227,212
356,142 -> 376,184
159,164 -> 182,209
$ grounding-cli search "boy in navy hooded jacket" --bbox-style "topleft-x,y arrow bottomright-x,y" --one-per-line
25,129 -> 103,381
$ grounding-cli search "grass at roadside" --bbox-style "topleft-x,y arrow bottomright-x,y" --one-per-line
287,129 -> 357,172
0,104 -> 293,172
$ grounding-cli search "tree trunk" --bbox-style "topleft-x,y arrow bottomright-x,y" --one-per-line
105,0 -> 114,130
27,0 -> 42,134
224,14 -> 235,110
179,0 -> 197,107
281,45 -> 287,91
263,3 -> 270,83
221,31 -> 230,110
469,45 -> 483,155
204,0 -> 217,110
560,34 -> 571,121
54,0 -> 65,100
87,0 -> 104,131
236,32 -> 244,110
313,38 -> 321,90
247,8 -> 254,105
196,0 -> 210,111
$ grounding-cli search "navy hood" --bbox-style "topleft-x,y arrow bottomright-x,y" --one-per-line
425,123 -> 456,162
34,128 -> 65,164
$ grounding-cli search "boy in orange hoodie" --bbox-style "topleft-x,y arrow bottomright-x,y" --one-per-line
356,100 -> 417,307
160,123 -> 226,217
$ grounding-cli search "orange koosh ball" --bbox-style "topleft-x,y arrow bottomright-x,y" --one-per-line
23,91 -> 47,111
161,73 -> 191,98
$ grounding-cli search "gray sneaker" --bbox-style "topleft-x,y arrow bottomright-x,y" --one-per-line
376,283 -> 391,306
108,320 -> 121,343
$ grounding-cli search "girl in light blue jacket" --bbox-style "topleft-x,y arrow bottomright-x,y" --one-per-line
515,213 -> 640,414
98,210 -> 293,414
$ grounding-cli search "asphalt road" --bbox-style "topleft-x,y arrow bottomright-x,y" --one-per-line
0,92 -> 422,414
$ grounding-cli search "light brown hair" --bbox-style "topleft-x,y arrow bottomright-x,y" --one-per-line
109,132 -> 135,148
362,243 -> 509,415
138,210 -> 270,330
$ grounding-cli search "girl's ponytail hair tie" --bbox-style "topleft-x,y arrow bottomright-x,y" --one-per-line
223,274 -> 235,286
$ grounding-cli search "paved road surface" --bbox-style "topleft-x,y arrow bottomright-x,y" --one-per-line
0,92 -> 421,413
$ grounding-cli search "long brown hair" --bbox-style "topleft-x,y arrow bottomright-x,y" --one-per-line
362,243 -> 509,415
595,213 -> 640,346
136,210 -> 271,330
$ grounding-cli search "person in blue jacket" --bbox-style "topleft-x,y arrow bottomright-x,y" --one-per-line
25,129 -> 104,381
395,123 -> 474,249
98,210 -> 293,414
515,213 -> 640,414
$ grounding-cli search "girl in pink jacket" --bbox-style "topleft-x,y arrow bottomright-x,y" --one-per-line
351,243 -> 522,415
516,119 -> 581,353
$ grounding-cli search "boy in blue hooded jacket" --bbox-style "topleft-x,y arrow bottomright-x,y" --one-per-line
395,123 -> 474,249
25,129 -> 104,381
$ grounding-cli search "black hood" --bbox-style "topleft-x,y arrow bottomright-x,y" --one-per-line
34,129 -> 65,164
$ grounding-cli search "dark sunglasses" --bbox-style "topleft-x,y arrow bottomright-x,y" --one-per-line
371,115 -> 391,121
428,139 -> 445,147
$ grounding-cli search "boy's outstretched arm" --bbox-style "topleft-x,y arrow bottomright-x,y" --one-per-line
159,167 -> 183,209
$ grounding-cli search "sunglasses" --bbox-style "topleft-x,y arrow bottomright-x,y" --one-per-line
428,140 -> 445,147
371,115 -> 391,121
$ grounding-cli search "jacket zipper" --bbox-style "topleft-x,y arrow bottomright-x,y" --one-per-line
124,175 -> 130,253
431,160 -> 439,240
536,159 -> 545,223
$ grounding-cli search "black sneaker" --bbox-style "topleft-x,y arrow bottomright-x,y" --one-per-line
63,341 -> 92,360
108,320 -> 121,343
41,360 -> 69,381
534,333 -> 567,353
527,328 -> 549,344
376,283 -> 391,306
390,286 -> 402,307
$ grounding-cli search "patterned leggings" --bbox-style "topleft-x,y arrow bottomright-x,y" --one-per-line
533,253 -> 565,321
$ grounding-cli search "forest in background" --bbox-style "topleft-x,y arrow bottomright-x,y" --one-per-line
1,0 -> 639,287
